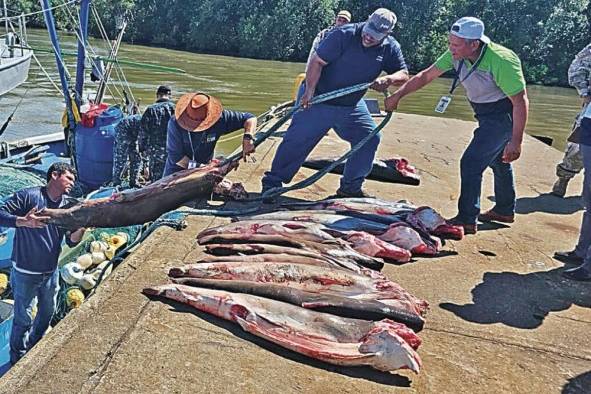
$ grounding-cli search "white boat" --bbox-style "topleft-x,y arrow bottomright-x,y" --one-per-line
0,33 -> 32,96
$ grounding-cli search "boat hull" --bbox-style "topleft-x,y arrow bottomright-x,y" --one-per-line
0,49 -> 32,96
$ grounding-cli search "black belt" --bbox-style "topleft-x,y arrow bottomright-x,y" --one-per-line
470,97 -> 513,116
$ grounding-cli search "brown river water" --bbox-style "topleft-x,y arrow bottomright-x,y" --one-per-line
0,29 -> 581,154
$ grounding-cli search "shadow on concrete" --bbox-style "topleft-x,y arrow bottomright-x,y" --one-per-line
511,193 -> 582,215
440,268 -> 591,329
563,371 -> 591,394
149,296 -> 412,387
476,221 -> 511,232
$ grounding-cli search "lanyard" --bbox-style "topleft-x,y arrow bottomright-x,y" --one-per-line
449,44 -> 488,95
187,131 -> 206,161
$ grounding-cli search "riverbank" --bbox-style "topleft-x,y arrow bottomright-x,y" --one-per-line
0,29 -> 581,151
1,112 -> 589,393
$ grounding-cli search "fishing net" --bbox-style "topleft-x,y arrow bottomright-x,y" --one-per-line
0,165 -> 46,199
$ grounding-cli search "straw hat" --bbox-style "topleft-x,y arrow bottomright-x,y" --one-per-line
175,92 -> 223,132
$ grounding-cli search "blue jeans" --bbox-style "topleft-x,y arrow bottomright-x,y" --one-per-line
576,144 -> 591,269
262,100 -> 380,193
9,268 -> 59,364
456,112 -> 515,224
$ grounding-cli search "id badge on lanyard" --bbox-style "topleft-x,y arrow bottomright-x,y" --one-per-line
435,45 -> 487,114
435,96 -> 452,113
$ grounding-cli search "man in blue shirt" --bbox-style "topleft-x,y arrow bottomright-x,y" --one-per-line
261,8 -> 409,202
163,92 -> 256,177
0,162 -> 85,364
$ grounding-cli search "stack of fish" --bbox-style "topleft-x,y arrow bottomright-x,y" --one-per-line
145,197 -> 465,374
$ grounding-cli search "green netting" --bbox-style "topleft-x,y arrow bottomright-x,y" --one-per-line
58,226 -> 141,268
0,166 -> 46,198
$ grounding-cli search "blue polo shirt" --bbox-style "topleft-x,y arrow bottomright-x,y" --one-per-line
315,22 -> 407,106
0,186 -> 75,274
163,110 -> 255,176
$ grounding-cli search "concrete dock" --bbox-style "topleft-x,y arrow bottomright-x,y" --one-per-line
1,112 -> 590,393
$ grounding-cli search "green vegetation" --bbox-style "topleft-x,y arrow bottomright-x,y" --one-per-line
7,0 -> 591,85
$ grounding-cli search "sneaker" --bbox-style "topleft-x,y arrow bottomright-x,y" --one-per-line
553,250 -> 584,264
478,210 -> 515,223
335,188 -> 375,199
551,178 -> 569,198
448,217 -> 477,235
562,266 -> 591,281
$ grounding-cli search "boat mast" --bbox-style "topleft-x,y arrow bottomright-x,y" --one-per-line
39,0 -> 76,130
95,16 -> 127,104
3,0 -> 8,37
75,0 -> 90,107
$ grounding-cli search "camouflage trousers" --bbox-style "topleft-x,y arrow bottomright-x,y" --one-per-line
112,139 -> 142,187
556,106 -> 586,180
556,142 -> 584,180
147,148 -> 167,181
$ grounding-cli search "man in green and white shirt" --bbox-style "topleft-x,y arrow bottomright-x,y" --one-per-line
386,17 -> 529,234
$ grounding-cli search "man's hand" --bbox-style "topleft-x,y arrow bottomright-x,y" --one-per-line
69,227 -> 86,244
242,137 -> 256,162
582,95 -> 591,107
301,88 -> 314,109
502,140 -> 522,163
15,207 -> 49,229
384,93 -> 402,113
370,76 -> 391,92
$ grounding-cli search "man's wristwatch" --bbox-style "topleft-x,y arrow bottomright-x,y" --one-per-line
243,134 -> 254,141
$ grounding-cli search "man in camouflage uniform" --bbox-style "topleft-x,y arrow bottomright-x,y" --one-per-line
552,44 -> 591,197
139,85 -> 175,181
112,106 -> 142,188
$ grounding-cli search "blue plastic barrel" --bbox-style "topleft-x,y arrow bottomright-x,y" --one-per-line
0,300 -> 13,371
75,106 -> 123,190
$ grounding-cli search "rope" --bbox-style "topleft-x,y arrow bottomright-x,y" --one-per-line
263,107 -> 391,201
219,83 -> 392,203
136,84 -> 389,216
90,4 -> 133,103
61,0 -> 124,103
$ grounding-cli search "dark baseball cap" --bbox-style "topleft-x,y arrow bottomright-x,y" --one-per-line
362,8 -> 397,41
156,85 -> 172,96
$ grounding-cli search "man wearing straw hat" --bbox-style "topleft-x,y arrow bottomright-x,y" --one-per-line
162,92 -> 257,176
262,8 -> 409,202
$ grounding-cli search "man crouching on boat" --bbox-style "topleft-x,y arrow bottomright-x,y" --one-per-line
261,8 -> 409,203
0,162 -> 85,365
162,92 -> 256,176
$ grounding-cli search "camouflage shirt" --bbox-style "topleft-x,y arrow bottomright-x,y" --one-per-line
115,114 -> 142,141
139,98 -> 175,152
568,43 -> 591,96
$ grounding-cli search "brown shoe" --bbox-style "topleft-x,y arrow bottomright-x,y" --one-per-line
448,217 -> 477,235
478,210 -> 514,223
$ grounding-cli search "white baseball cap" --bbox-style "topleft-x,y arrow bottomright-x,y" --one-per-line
450,17 -> 490,44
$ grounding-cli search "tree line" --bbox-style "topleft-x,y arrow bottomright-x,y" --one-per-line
8,0 -> 591,85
